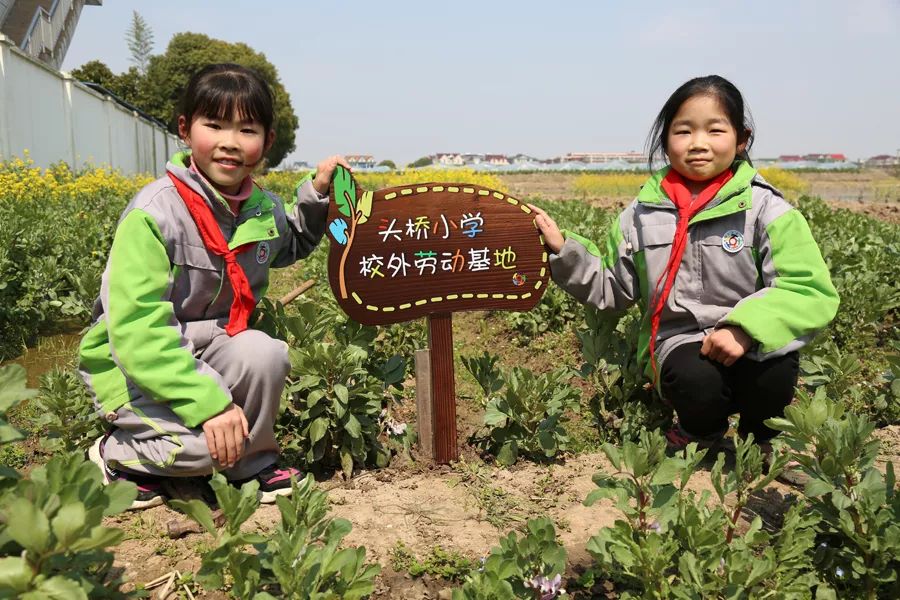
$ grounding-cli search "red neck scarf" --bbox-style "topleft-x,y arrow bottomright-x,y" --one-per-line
167,172 -> 256,336
648,168 -> 734,382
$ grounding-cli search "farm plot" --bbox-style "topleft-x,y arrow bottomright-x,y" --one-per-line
1,164 -> 898,598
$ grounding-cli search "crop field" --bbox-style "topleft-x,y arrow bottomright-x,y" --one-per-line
1,159 -> 899,598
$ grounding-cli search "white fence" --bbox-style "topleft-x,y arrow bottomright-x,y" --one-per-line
0,33 -> 178,177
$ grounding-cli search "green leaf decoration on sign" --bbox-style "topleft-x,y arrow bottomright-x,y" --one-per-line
333,166 -> 356,218
356,190 -> 373,225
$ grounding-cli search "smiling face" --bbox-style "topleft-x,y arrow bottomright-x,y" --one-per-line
665,94 -> 747,193
178,111 -> 274,195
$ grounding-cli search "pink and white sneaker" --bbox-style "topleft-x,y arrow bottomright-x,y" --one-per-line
243,464 -> 303,503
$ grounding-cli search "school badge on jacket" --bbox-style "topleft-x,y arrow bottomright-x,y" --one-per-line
722,230 -> 744,253
256,241 -> 270,264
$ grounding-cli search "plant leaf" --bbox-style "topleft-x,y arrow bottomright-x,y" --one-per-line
333,166 -> 356,218
168,499 -> 218,535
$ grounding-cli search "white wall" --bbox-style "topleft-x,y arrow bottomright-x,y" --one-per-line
0,33 -> 178,176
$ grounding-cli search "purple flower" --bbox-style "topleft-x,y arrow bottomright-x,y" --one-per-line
525,573 -> 565,599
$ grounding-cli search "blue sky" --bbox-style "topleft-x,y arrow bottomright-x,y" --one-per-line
63,1 -> 900,165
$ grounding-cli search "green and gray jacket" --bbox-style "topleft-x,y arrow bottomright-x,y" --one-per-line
79,152 -> 327,427
550,161 -> 839,379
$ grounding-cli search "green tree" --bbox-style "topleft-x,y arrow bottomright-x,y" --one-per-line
377,159 -> 396,170
407,156 -> 433,168
69,59 -> 116,87
141,32 -> 298,168
125,10 -> 154,74
70,60 -> 144,107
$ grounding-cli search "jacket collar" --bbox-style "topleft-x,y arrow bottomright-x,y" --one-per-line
637,161 -> 757,215
168,151 -> 273,217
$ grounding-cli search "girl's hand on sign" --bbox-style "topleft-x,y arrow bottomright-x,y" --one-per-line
528,204 -> 565,254
313,155 -> 352,195
202,403 -> 249,468
700,325 -> 753,366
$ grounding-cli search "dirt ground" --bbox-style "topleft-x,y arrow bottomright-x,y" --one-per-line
107,418 -> 900,599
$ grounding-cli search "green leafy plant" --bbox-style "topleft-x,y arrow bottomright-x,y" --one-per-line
581,430 -> 823,598
253,297 -> 333,348
576,306 -> 670,444
506,285 -> 581,341
461,351 -> 503,405
171,472 -> 379,598
31,367 -> 105,454
0,367 -> 137,600
454,517 -> 568,599
281,341 -> 389,478
476,366 -> 581,466
767,390 -> 900,599
390,542 -> 475,582
371,319 -> 426,377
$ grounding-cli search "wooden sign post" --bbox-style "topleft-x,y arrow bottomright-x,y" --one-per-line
327,167 -> 549,463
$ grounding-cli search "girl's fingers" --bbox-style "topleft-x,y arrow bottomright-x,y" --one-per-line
206,429 -> 218,461
240,408 -> 249,438
699,335 -> 712,356
233,422 -> 245,460
215,430 -> 228,466
222,427 -> 236,467
528,204 -> 548,218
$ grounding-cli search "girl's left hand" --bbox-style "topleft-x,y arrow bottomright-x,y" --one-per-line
701,325 -> 753,366
312,155 -> 352,195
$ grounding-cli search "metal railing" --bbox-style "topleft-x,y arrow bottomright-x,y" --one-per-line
20,0 -> 72,65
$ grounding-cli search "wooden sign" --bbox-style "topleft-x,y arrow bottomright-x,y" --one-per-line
325,167 -> 549,325
326,166 -> 549,464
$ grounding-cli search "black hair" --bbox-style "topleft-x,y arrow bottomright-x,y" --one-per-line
645,75 -> 754,171
178,63 -> 275,136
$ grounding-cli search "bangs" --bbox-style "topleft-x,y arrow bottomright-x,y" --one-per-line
181,65 -> 274,132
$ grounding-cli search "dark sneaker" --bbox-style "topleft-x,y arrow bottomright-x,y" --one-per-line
88,435 -> 166,510
665,425 -> 724,452
232,464 -> 302,504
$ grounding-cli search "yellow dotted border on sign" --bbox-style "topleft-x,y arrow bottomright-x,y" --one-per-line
347,185 -> 546,313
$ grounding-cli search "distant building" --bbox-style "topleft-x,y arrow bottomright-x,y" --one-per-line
346,155 -> 376,169
804,153 -> 847,162
865,154 -> 900,167
483,154 -> 509,166
779,153 -> 847,163
434,153 -> 464,166
563,151 -> 647,164
0,0 -> 102,69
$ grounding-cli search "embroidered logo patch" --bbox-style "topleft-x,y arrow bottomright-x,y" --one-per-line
722,230 -> 744,253
256,241 -> 270,264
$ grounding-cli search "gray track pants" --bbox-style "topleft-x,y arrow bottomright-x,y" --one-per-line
97,329 -> 290,480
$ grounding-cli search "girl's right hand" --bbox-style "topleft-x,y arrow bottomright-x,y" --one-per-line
312,155 -> 352,195
528,204 -> 565,254
202,403 -> 249,468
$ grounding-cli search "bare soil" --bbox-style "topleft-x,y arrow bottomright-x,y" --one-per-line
108,421 -> 900,599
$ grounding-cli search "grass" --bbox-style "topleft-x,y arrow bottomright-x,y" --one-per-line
389,541 -> 476,582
